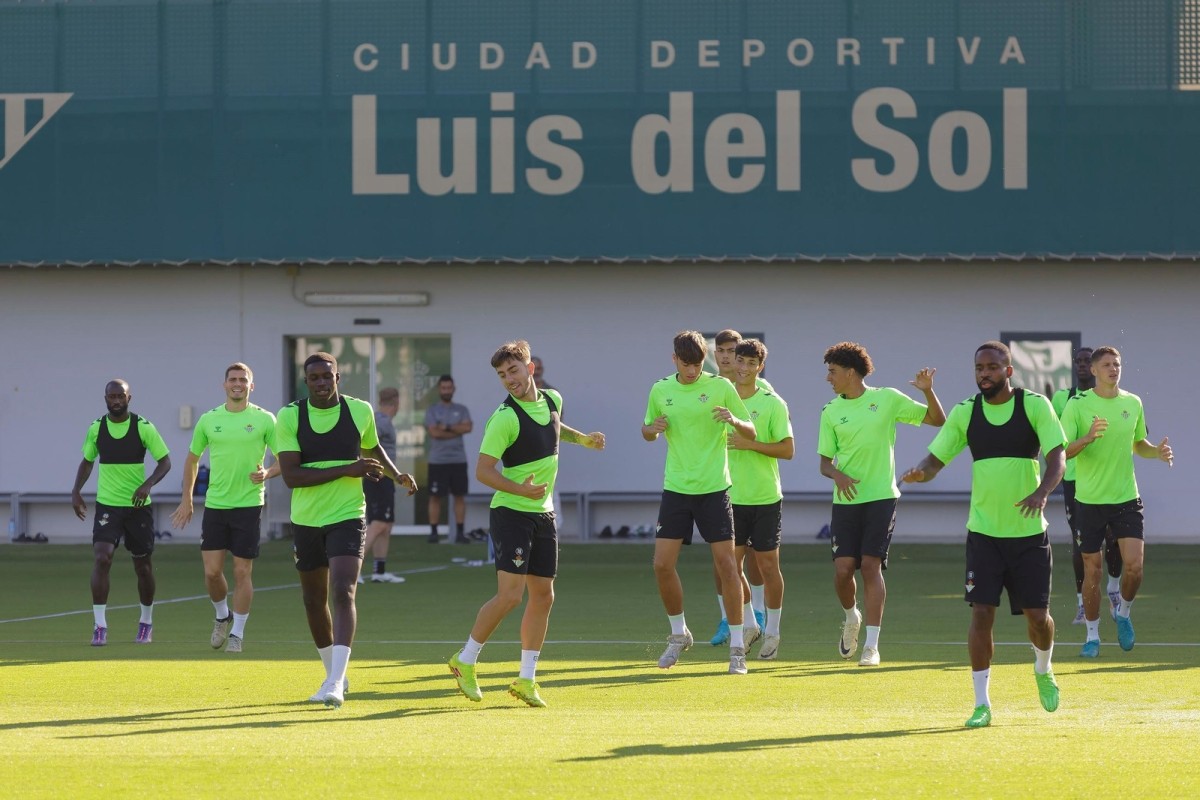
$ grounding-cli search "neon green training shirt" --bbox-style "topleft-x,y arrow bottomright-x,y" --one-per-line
81,416 -> 170,507
818,386 -> 927,505
728,388 -> 793,506
274,396 -> 378,527
189,403 -> 277,509
479,389 -> 563,514
644,372 -> 749,495
1051,388 -> 1080,482
928,392 -> 1066,538
1061,389 -> 1148,505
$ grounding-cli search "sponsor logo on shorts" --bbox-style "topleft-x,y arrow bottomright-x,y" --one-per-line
512,547 -> 526,569
965,570 -> 976,593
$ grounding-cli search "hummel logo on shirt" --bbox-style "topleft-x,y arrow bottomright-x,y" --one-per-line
214,427 -> 222,433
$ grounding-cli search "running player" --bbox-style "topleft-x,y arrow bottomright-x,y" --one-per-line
726,339 -> 793,659
276,352 -> 417,708
447,340 -> 604,707
644,330 -> 757,674
1051,347 -> 1123,624
171,362 -> 278,652
819,342 -> 945,666
901,341 -> 1064,728
1062,346 -> 1173,657
71,379 -> 172,646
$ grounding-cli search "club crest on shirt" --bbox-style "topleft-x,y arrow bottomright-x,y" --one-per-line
512,547 -> 526,569
1122,410 -> 1130,419
869,403 -> 879,412
750,410 -> 760,421
698,393 -> 709,403
244,424 -> 255,433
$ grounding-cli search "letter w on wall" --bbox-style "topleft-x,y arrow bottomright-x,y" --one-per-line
0,93 -> 72,171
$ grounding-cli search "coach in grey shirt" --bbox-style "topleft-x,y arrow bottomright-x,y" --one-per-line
425,375 -> 473,543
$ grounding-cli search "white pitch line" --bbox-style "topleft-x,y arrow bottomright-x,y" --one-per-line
0,565 -> 448,625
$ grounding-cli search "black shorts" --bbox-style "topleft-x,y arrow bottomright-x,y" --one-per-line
656,489 -> 734,545
292,518 -> 366,571
200,506 -> 262,559
733,501 -> 782,551
92,503 -> 155,557
428,462 -> 469,497
965,530 -> 1052,615
1077,499 -> 1144,553
363,477 -> 395,523
489,505 -> 558,578
830,498 -> 896,568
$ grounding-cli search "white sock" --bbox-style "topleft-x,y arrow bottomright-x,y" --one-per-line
1107,575 -> 1121,594
729,623 -> 744,649
459,636 -> 484,665
766,607 -> 782,636
716,595 -> 726,620
93,604 -> 107,628
972,668 -> 991,707
743,602 -> 757,630
519,649 -> 540,681
864,625 -> 880,650
1034,644 -> 1053,674
1118,596 -> 1134,618
750,583 -> 766,615
231,612 -> 249,638
139,604 -> 153,624
668,613 -> 687,636
844,605 -> 860,623
212,598 -> 230,619
1085,618 -> 1100,641
317,644 -> 333,678
330,645 -> 351,685
1075,592 -> 1083,607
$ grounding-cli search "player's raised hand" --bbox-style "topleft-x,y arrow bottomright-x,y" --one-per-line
910,367 -> 937,391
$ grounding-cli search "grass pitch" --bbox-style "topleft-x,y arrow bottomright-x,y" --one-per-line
2,538 -> 1198,799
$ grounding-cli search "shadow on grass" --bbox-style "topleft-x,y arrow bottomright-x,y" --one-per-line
562,726 -> 967,762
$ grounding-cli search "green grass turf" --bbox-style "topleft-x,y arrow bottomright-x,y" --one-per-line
1,538 -> 1198,798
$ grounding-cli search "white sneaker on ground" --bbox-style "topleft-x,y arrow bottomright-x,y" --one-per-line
859,646 -> 880,666
758,634 -> 781,660
321,680 -> 345,708
211,615 -> 232,649
370,572 -> 406,584
1071,604 -> 1086,625
743,625 -> 762,650
309,676 -> 349,702
658,629 -> 694,669
225,634 -> 243,653
839,608 -> 862,659
729,646 -> 748,675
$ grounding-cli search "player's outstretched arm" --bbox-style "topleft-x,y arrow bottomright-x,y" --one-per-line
900,453 -> 946,485
562,425 -> 605,451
